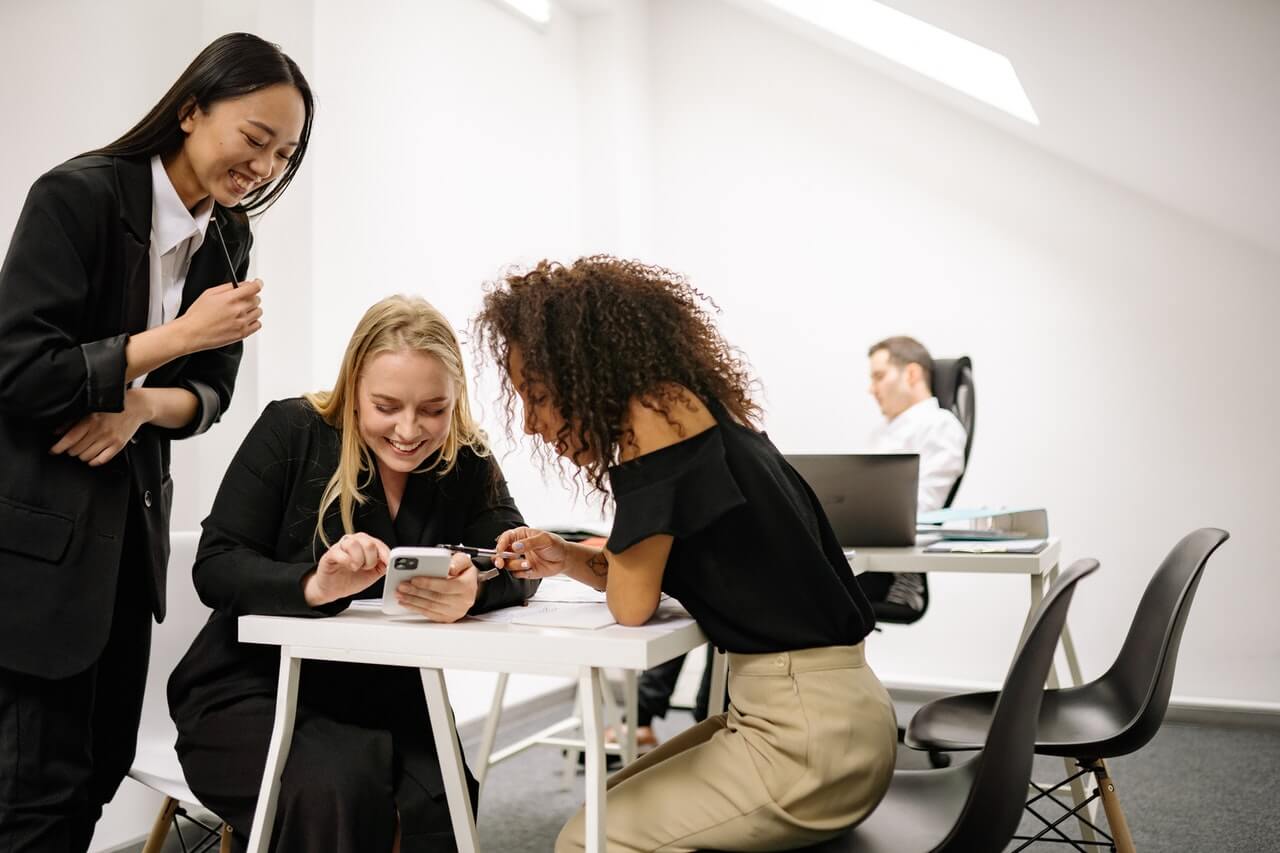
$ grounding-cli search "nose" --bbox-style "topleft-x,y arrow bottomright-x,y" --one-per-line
396,410 -> 419,440
248,152 -> 273,181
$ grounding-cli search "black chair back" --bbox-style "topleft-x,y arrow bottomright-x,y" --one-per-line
938,557 -> 1099,851
931,356 -> 974,508
1092,527 -> 1229,756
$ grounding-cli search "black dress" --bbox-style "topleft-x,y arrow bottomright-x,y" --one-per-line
167,398 -> 537,853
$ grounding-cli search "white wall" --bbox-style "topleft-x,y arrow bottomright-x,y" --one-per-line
3,0 -> 1278,849
646,0 -> 1280,705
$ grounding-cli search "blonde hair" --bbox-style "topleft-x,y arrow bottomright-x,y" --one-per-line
303,295 -> 487,548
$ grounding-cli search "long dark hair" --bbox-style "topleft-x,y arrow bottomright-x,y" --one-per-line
86,32 -> 314,215
474,256 -> 763,496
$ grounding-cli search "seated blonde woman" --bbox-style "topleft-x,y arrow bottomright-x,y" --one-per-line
167,295 -> 538,853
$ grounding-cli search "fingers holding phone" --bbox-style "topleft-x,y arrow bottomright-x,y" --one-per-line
382,547 -> 478,621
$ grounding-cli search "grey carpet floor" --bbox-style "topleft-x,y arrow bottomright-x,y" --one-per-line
144,701 -> 1280,852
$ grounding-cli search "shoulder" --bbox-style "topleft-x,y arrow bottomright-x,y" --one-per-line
623,385 -> 718,462
24,155 -> 120,221
247,397 -> 330,446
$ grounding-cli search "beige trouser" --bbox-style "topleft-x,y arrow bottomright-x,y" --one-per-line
556,642 -> 897,852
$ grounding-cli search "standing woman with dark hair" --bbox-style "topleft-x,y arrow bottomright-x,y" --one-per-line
0,33 -> 313,850
477,257 -> 899,852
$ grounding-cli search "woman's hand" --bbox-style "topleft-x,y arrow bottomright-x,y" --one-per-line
174,279 -> 264,353
303,532 -> 389,607
494,527 -> 568,580
395,551 -> 478,622
50,387 -> 153,466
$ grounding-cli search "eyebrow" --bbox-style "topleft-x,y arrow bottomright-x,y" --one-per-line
371,394 -> 450,404
246,119 -> 300,147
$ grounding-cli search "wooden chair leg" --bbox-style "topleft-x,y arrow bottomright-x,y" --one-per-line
140,796 -> 179,853
1090,759 -> 1137,853
220,822 -> 234,853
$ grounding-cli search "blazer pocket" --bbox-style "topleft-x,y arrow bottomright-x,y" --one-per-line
0,496 -> 75,563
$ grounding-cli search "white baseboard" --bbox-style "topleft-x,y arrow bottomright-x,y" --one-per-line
882,677 -> 1280,729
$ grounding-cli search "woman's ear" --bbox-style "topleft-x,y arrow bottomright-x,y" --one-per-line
177,96 -> 200,133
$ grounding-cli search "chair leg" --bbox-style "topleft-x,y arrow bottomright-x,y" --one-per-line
141,796 -> 179,853
219,822 -> 234,853
1090,759 -> 1137,853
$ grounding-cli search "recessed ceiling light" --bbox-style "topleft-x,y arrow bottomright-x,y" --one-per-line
761,0 -> 1038,125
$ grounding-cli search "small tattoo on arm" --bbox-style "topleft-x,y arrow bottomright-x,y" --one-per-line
587,551 -> 609,578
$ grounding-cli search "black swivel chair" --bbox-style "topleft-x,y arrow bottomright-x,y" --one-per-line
777,557 -> 1100,853
906,528 -> 1228,852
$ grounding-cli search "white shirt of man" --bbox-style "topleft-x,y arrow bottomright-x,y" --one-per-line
868,396 -> 966,513
134,155 -> 213,387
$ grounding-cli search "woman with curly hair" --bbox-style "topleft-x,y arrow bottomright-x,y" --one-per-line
476,256 -> 898,852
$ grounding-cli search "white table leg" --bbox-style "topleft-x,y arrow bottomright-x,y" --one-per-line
579,667 -> 607,853
622,669 -> 638,765
476,671 -> 509,794
246,652 -> 301,853
420,668 -> 480,853
708,646 -> 728,717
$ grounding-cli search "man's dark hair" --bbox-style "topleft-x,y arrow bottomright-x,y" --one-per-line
868,335 -> 934,391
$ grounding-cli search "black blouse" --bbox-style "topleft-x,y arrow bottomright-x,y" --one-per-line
605,402 -> 874,654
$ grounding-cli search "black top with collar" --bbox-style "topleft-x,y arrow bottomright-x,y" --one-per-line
606,401 -> 875,654
168,398 -> 538,736
0,155 -> 251,677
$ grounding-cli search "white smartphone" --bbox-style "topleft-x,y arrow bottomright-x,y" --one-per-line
381,547 -> 452,615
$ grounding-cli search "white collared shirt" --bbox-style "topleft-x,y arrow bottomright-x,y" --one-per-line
868,397 -> 967,512
135,155 -> 213,386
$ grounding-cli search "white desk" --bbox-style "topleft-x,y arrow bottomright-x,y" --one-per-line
237,599 -> 718,853
849,537 -> 1083,687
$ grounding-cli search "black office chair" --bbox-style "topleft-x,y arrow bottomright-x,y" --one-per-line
906,527 -> 1228,852
773,557 -> 1100,853
931,356 -> 975,510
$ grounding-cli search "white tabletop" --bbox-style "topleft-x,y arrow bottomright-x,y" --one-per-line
238,598 -> 705,675
848,536 -> 1061,576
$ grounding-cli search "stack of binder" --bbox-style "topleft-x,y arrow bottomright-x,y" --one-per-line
917,507 -> 1049,554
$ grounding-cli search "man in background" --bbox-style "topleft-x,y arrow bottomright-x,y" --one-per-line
862,335 -> 967,615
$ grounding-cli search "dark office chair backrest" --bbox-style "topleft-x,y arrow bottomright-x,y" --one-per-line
931,356 -> 974,509
1090,527 -> 1229,758
939,557 -> 1099,851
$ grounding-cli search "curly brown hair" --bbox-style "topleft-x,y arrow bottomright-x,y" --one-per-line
473,256 -> 762,495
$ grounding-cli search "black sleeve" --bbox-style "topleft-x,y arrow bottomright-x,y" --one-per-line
605,427 -> 747,553
146,228 -> 252,441
0,171 -> 126,423
462,453 -> 541,614
193,400 -> 340,617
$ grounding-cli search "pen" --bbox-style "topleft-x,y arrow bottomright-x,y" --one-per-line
435,543 -> 523,562
212,215 -> 240,288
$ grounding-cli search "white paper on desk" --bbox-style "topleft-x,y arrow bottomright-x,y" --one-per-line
511,603 -> 616,629
924,538 -> 1047,554
529,575 -> 608,604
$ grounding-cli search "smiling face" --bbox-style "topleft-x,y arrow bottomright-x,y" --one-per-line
356,350 -> 457,476
507,345 -> 591,464
169,82 -> 306,209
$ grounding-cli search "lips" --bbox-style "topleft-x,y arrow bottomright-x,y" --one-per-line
227,170 -> 256,196
387,437 -> 427,456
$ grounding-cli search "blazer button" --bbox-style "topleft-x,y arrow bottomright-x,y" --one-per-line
129,436 -> 139,445
144,490 -> 153,508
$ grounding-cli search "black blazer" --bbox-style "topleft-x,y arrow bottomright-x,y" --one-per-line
0,155 -> 250,677
168,398 -> 538,795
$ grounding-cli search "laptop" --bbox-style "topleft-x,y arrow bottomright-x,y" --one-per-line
784,453 -> 919,548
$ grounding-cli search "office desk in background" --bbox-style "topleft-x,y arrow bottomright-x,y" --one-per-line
849,537 -> 1082,687
237,598 -> 717,853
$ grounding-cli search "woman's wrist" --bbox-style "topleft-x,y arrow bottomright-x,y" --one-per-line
301,568 -> 331,607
